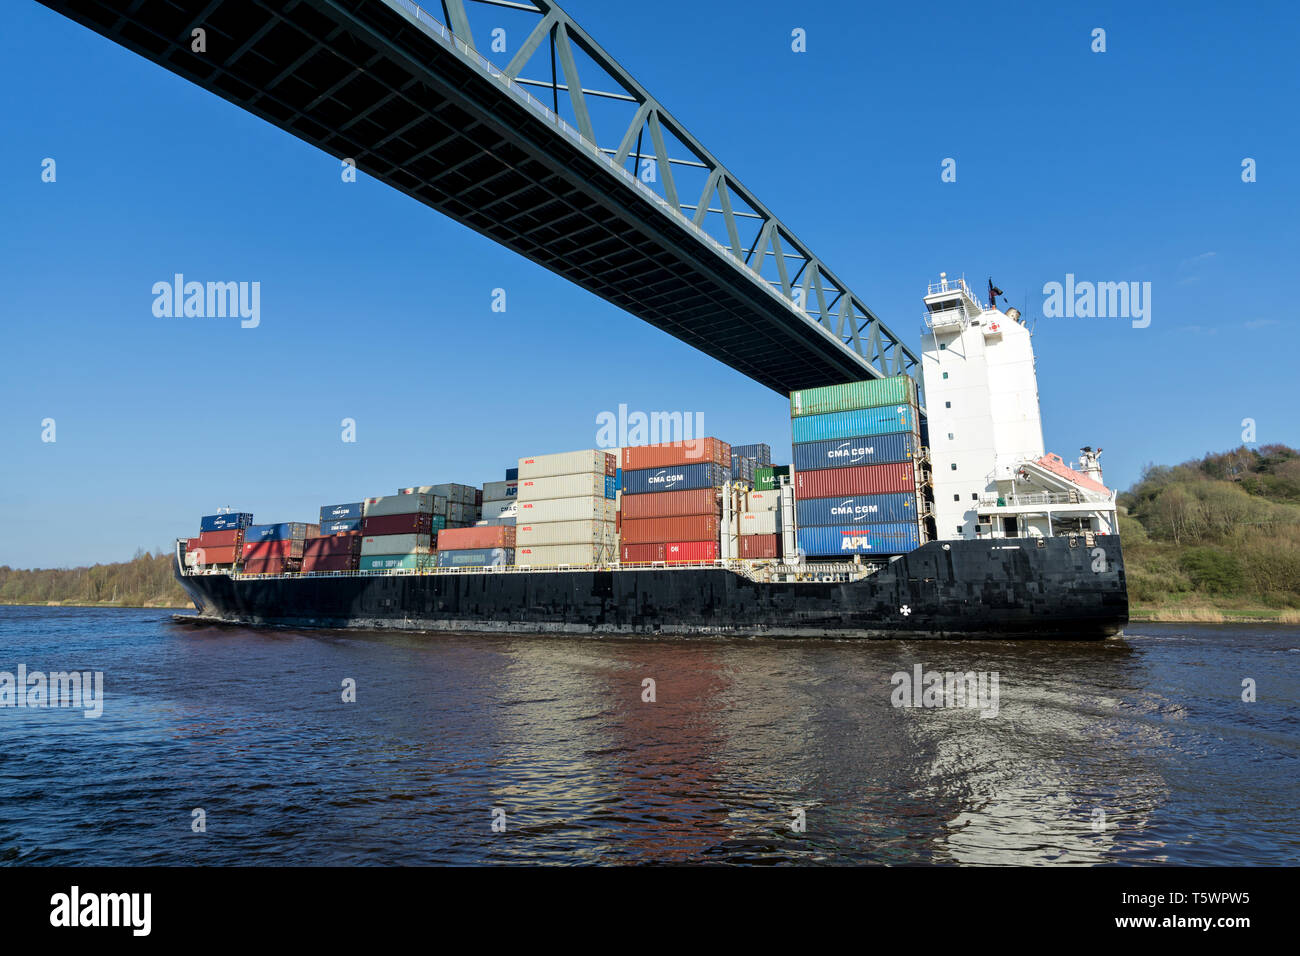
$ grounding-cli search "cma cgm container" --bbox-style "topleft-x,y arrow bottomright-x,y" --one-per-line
789,375 -> 918,418
793,462 -> 917,499
797,522 -> 923,556
791,405 -> 919,444
518,450 -> 616,480
517,473 -> 615,500
320,518 -> 363,535
319,502 -> 363,522
435,548 -> 513,568
621,515 -> 720,546
364,494 -> 436,517
621,463 -> 728,495
361,513 -> 442,536
359,534 -> 433,556
436,525 -> 516,551
516,520 -> 606,547
666,541 -> 719,563
516,497 -> 616,523
622,438 -> 730,471
245,522 -> 317,543
739,534 -> 780,559
481,500 -> 516,520
797,492 -> 919,527
793,432 -> 919,472
620,488 -> 717,520
200,512 -> 254,532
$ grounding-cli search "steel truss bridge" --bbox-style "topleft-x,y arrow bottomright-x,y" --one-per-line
38,0 -> 922,396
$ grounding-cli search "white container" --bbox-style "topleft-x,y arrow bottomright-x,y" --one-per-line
746,490 -> 781,513
515,543 -> 612,566
365,493 -> 436,517
516,519 -> 608,547
515,496 -> 615,523
360,533 -> 433,556
482,480 -> 518,500
738,511 -> 779,535
446,501 -> 481,524
481,499 -> 516,520
517,473 -> 609,501
517,449 -> 615,480
400,483 -> 476,504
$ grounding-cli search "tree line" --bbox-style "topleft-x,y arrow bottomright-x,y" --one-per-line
0,549 -> 190,608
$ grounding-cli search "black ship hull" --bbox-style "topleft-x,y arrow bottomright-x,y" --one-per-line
173,536 -> 1128,640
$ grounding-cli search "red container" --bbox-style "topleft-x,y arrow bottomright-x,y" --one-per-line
619,488 -> 718,520
739,534 -> 780,559
474,489 -> 483,506
301,554 -> 358,573
242,557 -> 299,575
622,438 -> 731,471
621,543 -> 667,563
435,525 -> 516,550
198,529 -> 244,548
620,515 -> 719,545
190,544 -> 239,565
303,535 -> 363,559
242,539 -> 305,560
793,462 -> 916,499
186,537 -> 201,551
363,513 -> 433,536
666,541 -> 719,563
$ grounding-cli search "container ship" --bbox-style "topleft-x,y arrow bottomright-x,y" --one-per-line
175,275 -> 1128,639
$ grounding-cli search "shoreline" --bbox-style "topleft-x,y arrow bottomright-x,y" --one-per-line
0,601 -> 191,610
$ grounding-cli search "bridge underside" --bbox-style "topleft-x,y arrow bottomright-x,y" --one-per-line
38,0 -> 910,394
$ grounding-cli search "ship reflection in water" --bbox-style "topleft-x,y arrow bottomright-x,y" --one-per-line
0,606 -> 1295,865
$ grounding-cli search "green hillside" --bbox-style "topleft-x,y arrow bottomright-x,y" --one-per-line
0,550 -> 190,609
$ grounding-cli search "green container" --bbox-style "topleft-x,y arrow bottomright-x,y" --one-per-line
360,553 -> 430,571
789,376 -> 918,418
754,466 -> 775,491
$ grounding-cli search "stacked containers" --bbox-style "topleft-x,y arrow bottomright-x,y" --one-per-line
242,522 -> 319,574
398,484 -> 481,528
480,474 -> 518,522
434,525 -> 515,568
360,494 -> 439,570
515,450 -> 618,565
789,376 -> 926,557
304,502 -> 364,572
186,512 -> 254,570
620,439 -> 729,563
738,487 -> 782,559
730,443 -> 770,485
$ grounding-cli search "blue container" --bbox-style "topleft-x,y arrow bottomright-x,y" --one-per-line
797,522 -> 922,556
435,548 -> 513,568
245,522 -> 313,543
615,468 -> 623,493
320,517 -> 362,535
730,456 -> 755,482
319,501 -> 363,522
505,467 -> 519,481
604,475 -> 617,499
621,463 -> 729,495
792,432 -> 918,472
731,443 -> 772,466
791,405 -> 919,444
797,492 -> 918,527
200,512 -> 253,532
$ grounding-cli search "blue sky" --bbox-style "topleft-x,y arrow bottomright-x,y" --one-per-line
1,0 -> 1296,568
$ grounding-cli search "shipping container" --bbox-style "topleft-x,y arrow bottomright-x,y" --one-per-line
186,544 -> 240,566
619,488 -> 717,520
481,480 -> 518,500
241,556 -> 299,575
792,432 -> 919,472
199,512 -> 254,532
789,375 -> 919,418
620,514 -> 720,545
319,502 -> 363,522
197,529 -> 244,548
398,483 -> 477,504
745,490 -> 781,513
243,539 -> 306,560
665,541 -> 719,563
517,450 -> 616,480
361,513 -> 442,537
515,519 -> 610,547
738,511 -> 779,535
621,463 -> 729,495
622,438 -> 730,471
797,522 -> 923,556
319,517 -> 363,535
731,443 -> 772,466
505,467 -> 519,481
516,473 -> 611,501
301,553 -> 358,573
364,493 -> 435,517
793,461 -> 917,499
514,496 -> 616,524
481,500 -> 516,520
729,456 -> 755,482
436,525 -> 516,551
435,548 -> 514,568
185,536 -> 202,552
791,405 -> 919,444
754,466 -> 775,491
359,533 -> 434,556
515,544 -> 609,565
739,534 -> 780,559
796,492 -> 919,527
360,553 -> 430,571
245,522 -> 317,543
303,535 -> 363,559
620,542 -> 667,563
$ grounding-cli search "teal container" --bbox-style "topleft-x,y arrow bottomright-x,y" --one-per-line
360,553 -> 429,571
791,405 -> 919,444
789,376 -> 918,418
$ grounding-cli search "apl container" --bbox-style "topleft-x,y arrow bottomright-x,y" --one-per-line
435,548 -> 514,568
518,450 -> 616,480
797,522 -> 923,556
793,462 -> 917,499
481,480 -> 518,500
320,517 -> 363,535
789,375 -> 918,418
622,438 -> 730,471
792,432 -> 919,472
436,525 -> 516,551
796,492 -> 919,526
619,488 -> 717,520
200,512 -> 254,532
359,533 -> 433,556
319,502 -> 363,522
791,405 -> 919,444
620,515 -> 720,545
621,463 -> 728,495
